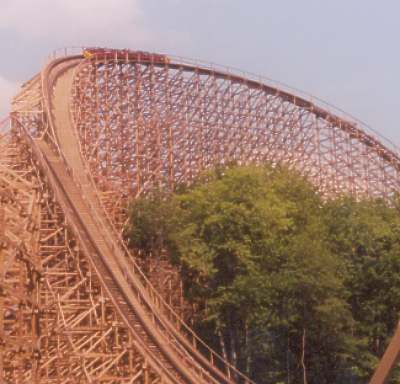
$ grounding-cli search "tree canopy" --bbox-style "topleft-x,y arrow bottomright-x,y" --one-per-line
125,164 -> 400,384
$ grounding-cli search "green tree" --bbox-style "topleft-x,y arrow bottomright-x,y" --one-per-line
125,165 -> 354,383
324,197 -> 400,382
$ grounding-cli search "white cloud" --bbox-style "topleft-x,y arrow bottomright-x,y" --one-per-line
0,0 -> 182,119
0,0 -> 154,47
0,76 -> 18,117
0,0 -> 165,116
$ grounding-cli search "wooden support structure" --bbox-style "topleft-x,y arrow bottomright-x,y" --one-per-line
2,47 -> 400,382
369,322 -> 400,384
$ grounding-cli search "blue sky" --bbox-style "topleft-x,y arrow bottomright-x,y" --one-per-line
1,0 -> 400,145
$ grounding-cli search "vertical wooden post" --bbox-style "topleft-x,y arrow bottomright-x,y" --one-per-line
143,359 -> 149,384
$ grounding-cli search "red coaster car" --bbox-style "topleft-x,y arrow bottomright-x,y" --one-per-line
83,48 -> 170,64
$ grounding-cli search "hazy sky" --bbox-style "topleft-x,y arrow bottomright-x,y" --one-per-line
1,0 -> 400,145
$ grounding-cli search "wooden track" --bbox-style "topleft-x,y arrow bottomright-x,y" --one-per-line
36,58 -> 212,384
6,48 -> 400,383
7,53 -> 253,383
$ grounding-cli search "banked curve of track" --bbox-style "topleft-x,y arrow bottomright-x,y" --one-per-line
30,55 -> 253,384
18,50 -> 400,384
76,50 -> 400,172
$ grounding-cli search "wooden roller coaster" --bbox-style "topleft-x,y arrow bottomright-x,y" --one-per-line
1,47 -> 400,383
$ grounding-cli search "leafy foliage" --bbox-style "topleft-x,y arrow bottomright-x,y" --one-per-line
125,165 -> 400,383
323,197 -> 400,382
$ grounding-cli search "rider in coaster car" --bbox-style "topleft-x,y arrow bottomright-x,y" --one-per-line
83,50 -> 94,59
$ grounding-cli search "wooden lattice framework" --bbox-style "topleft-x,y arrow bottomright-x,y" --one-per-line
72,56 -> 400,211
2,48 -> 400,383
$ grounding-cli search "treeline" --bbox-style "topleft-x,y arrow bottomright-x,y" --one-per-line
124,165 -> 400,384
